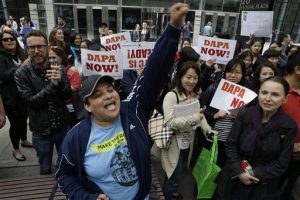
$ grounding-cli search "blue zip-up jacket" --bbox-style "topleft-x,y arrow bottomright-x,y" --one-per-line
55,24 -> 181,200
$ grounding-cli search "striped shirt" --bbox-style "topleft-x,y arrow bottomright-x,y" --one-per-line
213,116 -> 234,142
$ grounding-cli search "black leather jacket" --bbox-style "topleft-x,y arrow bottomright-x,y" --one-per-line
14,61 -> 72,135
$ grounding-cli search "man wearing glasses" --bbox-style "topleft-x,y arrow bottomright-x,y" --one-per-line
14,30 -> 72,175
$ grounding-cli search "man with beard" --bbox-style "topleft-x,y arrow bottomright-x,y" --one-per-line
14,30 -> 72,175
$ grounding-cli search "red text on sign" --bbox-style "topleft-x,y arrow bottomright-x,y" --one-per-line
221,82 -> 245,98
87,54 -> 116,62
86,63 -> 119,72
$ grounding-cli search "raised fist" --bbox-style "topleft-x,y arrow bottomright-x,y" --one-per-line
169,3 -> 189,29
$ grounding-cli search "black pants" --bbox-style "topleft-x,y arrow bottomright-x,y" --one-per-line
281,159 -> 300,200
5,105 -> 28,150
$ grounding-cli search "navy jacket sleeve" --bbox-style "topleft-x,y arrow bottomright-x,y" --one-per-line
128,24 -> 181,119
55,122 -> 102,200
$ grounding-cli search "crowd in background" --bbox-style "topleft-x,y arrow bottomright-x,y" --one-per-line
0,3 -> 299,199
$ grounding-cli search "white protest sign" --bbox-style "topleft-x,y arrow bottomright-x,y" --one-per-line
197,36 -> 237,65
81,49 -> 123,79
122,42 -> 155,70
101,32 -> 131,51
210,79 -> 257,111
241,11 -> 273,38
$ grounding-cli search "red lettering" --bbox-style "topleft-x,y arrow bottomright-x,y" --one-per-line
204,40 -> 210,46
129,60 -> 136,68
230,97 -> 245,108
201,47 -> 208,54
86,62 -> 94,70
208,49 -> 215,55
87,54 -> 94,61
221,82 -> 229,91
138,60 -> 145,68
215,50 -> 227,57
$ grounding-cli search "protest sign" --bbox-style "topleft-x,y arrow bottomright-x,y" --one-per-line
209,79 -> 257,111
241,11 -> 273,38
101,32 -> 131,51
81,49 -> 123,79
122,42 -> 155,69
197,36 -> 236,65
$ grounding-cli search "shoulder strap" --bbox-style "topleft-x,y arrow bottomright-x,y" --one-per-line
172,90 -> 179,104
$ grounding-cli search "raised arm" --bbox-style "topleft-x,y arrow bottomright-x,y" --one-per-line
128,3 -> 189,118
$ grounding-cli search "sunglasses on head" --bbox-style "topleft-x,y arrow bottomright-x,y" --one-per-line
2,37 -> 15,42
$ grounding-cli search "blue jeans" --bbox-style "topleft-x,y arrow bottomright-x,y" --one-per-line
32,125 -> 69,175
163,149 -> 189,200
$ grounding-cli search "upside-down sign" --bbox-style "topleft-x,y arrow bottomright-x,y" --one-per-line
101,32 -> 131,51
197,36 -> 237,64
209,79 -> 257,111
81,49 -> 123,79
122,42 -> 155,70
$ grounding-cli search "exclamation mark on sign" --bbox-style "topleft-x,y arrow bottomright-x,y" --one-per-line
226,51 -> 230,58
115,64 -> 119,72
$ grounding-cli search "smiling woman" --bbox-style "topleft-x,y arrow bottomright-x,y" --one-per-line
159,61 -> 211,200
49,28 -> 73,64
0,30 -> 30,162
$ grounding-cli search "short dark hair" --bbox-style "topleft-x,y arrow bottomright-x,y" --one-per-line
172,61 -> 201,95
179,46 -> 200,63
286,51 -> 300,74
238,50 -> 253,61
263,49 -> 280,59
269,41 -> 282,48
26,29 -> 48,45
260,76 -> 290,96
57,15 -> 66,20
23,16 -> 31,23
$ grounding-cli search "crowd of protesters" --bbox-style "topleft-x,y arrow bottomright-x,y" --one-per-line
0,2 -> 299,200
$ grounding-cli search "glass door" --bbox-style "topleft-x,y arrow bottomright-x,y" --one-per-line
77,7 -> 87,39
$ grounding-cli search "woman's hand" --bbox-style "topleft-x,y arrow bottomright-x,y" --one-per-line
238,172 -> 259,185
213,110 -> 227,119
97,194 -> 109,200
227,111 -> 237,119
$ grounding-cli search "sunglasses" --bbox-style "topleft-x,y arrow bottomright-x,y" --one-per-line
2,37 -> 15,42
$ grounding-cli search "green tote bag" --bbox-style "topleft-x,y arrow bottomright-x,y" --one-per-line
192,134 -> 221,199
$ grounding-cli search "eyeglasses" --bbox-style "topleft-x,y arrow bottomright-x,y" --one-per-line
2,37 -> 15,42
27,45 -> 47,52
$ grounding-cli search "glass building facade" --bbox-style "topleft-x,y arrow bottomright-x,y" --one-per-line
2,0 -> 300,42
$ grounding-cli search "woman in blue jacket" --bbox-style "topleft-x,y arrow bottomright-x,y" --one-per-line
55,3 -> 189,200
